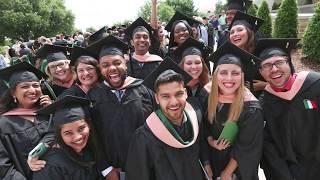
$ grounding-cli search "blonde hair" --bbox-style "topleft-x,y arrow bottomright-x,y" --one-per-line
45,60 -> 76,83
207,66 -> 245,124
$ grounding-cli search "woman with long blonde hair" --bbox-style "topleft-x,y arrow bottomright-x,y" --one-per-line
203,42 -> 264,180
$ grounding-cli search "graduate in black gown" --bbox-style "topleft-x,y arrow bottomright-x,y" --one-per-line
126,58 -> 205,180
203,42 -> 264,180
255,38 -> 320,180
217,0 -> 251,47
59,46 -> 102,98
165,11 -> 199,62
36,44 -> 75,98
32,96 -> 104,180
125,17 -> 163,80
228,11 -> 267,97
86,35 -> 155,180
0,62 -> 54,180
173,37 -> 210,112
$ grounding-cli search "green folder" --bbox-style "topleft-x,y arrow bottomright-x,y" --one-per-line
218,121 -> 239,145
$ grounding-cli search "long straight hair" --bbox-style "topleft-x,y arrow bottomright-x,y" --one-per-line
207,66 -> 245,124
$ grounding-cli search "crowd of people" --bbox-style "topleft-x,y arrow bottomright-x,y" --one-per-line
0,0 -> 320,180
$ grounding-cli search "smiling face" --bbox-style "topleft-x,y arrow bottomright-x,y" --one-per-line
229,24 -> 249,50
155,81 -> 187,122
47,60 -> 73,82
76,63 -> 98,87
99,55 -> 127,88
131,31 -> 151,55
174,22 -> 190,46
259,56 -> 291,88
217,64 -> 242,95
60,119 -> 90,153
12,81 -> 42,108
182,55 -> 203,80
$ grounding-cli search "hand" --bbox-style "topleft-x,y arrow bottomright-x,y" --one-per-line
207,137 -> 230,151
27,156 -> 46,171
39,95 -> 52,107
106,168 -> 119,180
220,170 -> 233,180
204,164 -> 213,180
252,80 -> 268,91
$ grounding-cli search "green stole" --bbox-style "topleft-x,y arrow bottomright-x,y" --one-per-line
155,109 -> 194,145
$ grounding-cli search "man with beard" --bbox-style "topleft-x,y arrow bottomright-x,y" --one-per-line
255,38 -> 320,180
125,17 -> 163,80
126,58 -> 205,180
86,35 -> 155,180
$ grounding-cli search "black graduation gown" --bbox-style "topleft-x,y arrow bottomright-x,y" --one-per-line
32,148 -> 103,180
261,72 -> 320,180
58,84 -> 86,98
186,86 -> 209,114
126,104 -> 204,180
0,115 -> 54,180
87,79 -> 154,171
203,101 -> 263,180
127,57 -> 162,80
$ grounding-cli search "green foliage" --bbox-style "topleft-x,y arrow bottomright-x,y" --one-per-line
138,0 -> 197,23
138,1 -> 152,22
0,0 -> 75,41
165,0 -> 197,17
257,0 -> 272,37
302,3 -> 320,61
158,2 -> 175,23
247,3 -> 258,16
273,0 -> 298,38
215,0 -> 225,15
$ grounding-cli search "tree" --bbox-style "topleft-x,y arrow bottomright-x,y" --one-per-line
247,3 -> 258,16
214,0 -> 225,15
158,2 -> 175,23
257,0 -> 272,37
138,1 -> 152,22
165,0 -> 197,17
0,0 -> 75,42
273,0 -> 298,38
138,0 -> 197,23
302,2 -> 320,61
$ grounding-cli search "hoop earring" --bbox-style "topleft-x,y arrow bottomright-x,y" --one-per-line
13,96 -> 17,103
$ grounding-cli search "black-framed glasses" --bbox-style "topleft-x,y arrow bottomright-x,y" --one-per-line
48,61 -> 68,70
260,60 -> 288,71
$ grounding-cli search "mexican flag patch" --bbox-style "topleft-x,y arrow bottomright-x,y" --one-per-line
303,99 -> 318,109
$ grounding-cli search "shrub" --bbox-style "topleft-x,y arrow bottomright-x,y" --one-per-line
273,0 -> 298,38
257,0 -> 272,37
302,3 -> 320,62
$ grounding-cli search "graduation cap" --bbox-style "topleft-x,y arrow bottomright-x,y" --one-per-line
143,57 -> 192,92
0,62 -> 47,87
125,17 -> 154,39
207,41 -> 259,81
255,38 -> 300,61
36,95 -> 93,127
88,26 -> 108,45
226,0 -> 252,12
165,11 -> 202,31
229,11 -> 264,32
173,37 -> 210,64
86,35 -> 129,59
69,46 -> 98,66
36,44 -> 70,63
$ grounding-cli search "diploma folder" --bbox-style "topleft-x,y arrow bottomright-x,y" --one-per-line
218,121 -> 239,144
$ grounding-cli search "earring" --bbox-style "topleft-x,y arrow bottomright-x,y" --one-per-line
13,96 -> 17,103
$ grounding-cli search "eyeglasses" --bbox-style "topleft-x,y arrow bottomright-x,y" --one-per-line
48,61 -> 68,70
260,60 -> 288,71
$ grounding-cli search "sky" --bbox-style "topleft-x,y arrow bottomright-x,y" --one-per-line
64,0 -> 215,31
